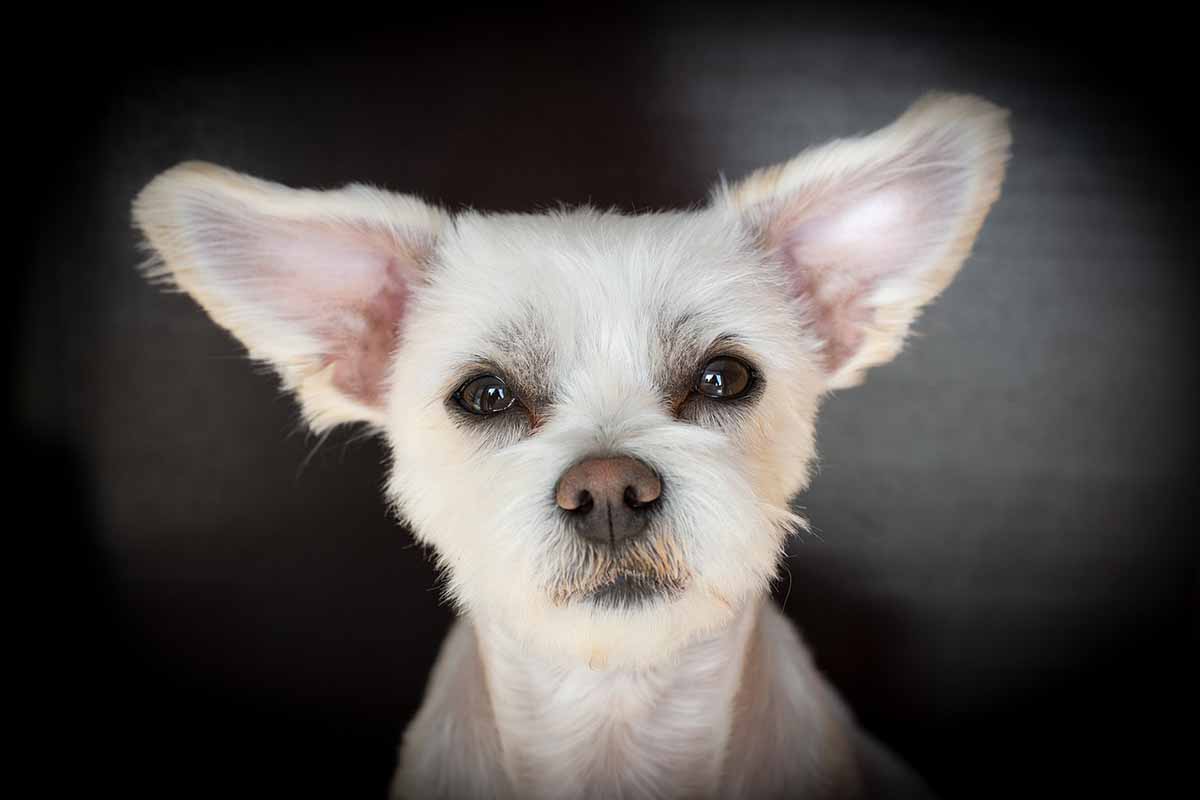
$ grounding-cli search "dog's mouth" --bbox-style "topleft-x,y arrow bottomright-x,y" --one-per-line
587,573 -> 676,609
547,533 -> 691,609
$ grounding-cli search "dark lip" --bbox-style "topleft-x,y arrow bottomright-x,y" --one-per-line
588,574 -> 671,610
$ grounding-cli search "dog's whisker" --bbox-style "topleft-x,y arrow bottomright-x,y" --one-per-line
295,427 -> 333,478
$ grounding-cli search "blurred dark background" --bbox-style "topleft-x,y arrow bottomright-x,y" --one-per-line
15,4 -> 1197,798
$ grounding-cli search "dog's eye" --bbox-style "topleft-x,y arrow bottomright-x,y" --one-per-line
695,356 -> 753,399
455,375 -> 516,415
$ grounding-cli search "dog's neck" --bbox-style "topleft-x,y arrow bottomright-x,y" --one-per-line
474,596 -> 763,798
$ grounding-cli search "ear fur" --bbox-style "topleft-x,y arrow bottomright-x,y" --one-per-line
133,162 -> 446,432
721,93 -> 1011,389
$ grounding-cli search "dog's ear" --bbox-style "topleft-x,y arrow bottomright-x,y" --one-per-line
721,93 -> 1010,389
133,162 -> 446,431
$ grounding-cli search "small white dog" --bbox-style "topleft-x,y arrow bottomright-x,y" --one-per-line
134,93 -> 1009,799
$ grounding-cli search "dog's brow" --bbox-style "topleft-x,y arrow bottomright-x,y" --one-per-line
657,314 -> 718,396
658,317 -> 761,413
443,355 -> 550,410
445,312 -> 556,409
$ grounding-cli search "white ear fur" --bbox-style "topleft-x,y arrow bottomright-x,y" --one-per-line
722,93 -> 1011,389
133,162 -> 446,432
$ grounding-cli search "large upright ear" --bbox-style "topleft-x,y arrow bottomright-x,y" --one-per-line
133,162 -> 446,431
722,93 -> 1011,390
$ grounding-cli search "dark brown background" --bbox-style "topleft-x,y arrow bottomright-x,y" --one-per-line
16,4 -> 1197,798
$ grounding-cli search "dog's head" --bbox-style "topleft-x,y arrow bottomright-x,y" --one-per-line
134,94 -> 1009,667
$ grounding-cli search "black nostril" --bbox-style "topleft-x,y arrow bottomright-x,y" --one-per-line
573,490 -> 594,515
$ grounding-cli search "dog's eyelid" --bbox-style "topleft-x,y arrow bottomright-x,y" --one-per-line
440,357 -> 506,396
698,333 -> 754,362
443,362 -> 551,435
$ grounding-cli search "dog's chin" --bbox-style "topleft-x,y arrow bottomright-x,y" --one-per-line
585,573 -> 681,610
545,571 -> 687,612
511,578 -> 745,670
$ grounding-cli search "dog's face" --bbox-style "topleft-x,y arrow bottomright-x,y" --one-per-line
384,207 -> 822,666
135,94 -> 1009,667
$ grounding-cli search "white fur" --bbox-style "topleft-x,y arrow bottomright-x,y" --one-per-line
397,598 -> 877,799
133,93 -> 1010,798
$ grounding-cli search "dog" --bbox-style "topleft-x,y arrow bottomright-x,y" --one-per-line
133,92 -> 1009,799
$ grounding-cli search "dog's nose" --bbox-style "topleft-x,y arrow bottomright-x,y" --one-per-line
555,456 -> 662,545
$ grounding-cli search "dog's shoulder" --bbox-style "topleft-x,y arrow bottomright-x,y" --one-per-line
723,603 -> 937,799
393,619 -> 511,800
720,602 -> 862,797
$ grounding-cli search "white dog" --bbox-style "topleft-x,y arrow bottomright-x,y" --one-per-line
134,93 -> 1009,799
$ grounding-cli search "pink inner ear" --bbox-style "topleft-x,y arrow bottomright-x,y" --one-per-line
322,256 -> 412,408
779,187 -> 914,372
786,264 -> 869,374
770,164 -> 970,375
264,222 -> 421,409
186,201 -> 423,410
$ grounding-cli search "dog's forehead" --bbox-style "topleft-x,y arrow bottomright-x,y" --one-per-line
419,207 -> 790,379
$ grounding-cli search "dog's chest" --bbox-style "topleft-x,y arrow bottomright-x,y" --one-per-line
482,625 -> 750,799
489,656 -> 736,797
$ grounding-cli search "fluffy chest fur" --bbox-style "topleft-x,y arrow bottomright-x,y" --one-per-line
479,602 -> 757,798
396,600 -> 870,800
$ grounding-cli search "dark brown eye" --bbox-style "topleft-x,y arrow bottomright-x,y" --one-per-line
696,356 -> 753,399
456,375 -> 516,415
